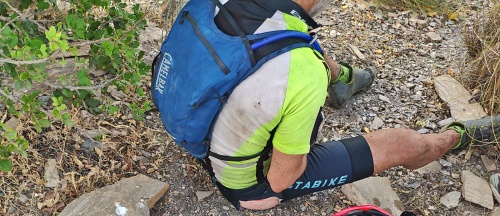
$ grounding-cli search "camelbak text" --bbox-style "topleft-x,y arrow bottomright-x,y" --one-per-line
155,53 -> 173,94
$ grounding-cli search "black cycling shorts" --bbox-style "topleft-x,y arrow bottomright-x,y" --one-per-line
216,135 -> 374,210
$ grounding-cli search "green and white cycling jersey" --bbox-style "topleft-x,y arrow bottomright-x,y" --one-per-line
210,0 -> 330,189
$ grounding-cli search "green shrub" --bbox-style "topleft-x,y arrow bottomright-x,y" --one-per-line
0,0 -> 150,171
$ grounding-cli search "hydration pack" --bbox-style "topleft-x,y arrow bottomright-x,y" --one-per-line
151,0 -> 323,159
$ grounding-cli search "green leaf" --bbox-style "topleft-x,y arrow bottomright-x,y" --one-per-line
108,105 -> 119,115
22,90 -> 41,102
63,119 -> 74,127
53,108 -> 60,116
136,88 -> 145,97
34,111 -> 46,119
34,122 -> 42,133
85,98 -> 100,108
101,41 -> 114,57
77,90 -> 89,99
5,130 -> 17,140
49,41 -> 60,51
39,119 -> 51,128
20,0 -> 32,10
124,72 -> 132,80
62,89 -> 73,98
26,39 -> 43,50
131,73 -> 140,85
51,96 -> 60,106
61,113 -> 74,127
58,103 -> 67,110
19,72 -> 30,80
37,1 -> 50,11
0,159 -> 13,172
77,70 -> 91,86
19,139 -> 28,150
83,2 -> 92,11
59,40 -> 69,51
25,80 -> 32,90
45,26 -> 57,41
39,44 -> 48,58
20,151 -> 28,158
125,49 -> 135,59
137,50 -> 145,60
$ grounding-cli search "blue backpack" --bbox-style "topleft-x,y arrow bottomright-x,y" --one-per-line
151,0 -> 323,159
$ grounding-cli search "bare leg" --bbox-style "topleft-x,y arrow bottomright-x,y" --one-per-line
363,129 -> 460,174
323,53 -> 340,82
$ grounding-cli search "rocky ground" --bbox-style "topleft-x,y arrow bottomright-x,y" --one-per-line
2,0 -> 499,215
148,0 -> 500,215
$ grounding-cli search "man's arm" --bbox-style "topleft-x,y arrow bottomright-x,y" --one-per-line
323,53 -> 340,82
267,147 -> 307,193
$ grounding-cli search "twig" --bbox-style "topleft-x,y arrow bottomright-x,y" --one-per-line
1,0 -> 22,15
0,89 -> 18,102
69,38 -> 109,47
0,52 -> 58,65
1,110 -> 7,123
0,1 -> 47,33
0,15 -> 19,32
50,76 -> 118,91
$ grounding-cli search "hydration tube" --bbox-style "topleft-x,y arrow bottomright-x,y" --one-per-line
250,31 -> 323,54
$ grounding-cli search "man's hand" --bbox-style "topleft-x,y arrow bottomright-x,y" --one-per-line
267,147 -> 307,193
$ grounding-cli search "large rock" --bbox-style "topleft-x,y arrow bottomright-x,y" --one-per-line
44,159 -> 60,188
370,117 -> 385,130
481,155 -> 497,172
59,174 -> 169,216
341,177 -> 404,216
440,191 -> 461,209
139,26 -> 166,45
196,191 -> 213,202
426,32 -> 442,41
434,75 -> 487,121
490,207 -> 500,216
415,161 -> 442,175
461,170 -> 494,210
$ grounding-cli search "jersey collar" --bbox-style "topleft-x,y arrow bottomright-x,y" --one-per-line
263,0 -> 320,30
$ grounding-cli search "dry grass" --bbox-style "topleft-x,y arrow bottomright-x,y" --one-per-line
462,3 -> 500,115
155,0 -> 187,31
0,105 -> 172,215
372,0 -> 463,15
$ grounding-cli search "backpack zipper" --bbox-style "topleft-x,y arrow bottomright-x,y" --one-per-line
179,11 -> 187,24
180,10 -> 230,74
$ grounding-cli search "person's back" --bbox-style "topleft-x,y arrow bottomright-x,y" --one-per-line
209,0 -> 329,190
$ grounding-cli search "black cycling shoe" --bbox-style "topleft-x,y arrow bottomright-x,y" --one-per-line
328,63 -> 377,108
445,114 -> 500,149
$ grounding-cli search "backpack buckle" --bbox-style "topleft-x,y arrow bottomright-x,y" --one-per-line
219,95 -> 228,103
309,33 -> 318,46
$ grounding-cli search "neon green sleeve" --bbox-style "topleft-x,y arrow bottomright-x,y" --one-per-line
272,48 -> 329,155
